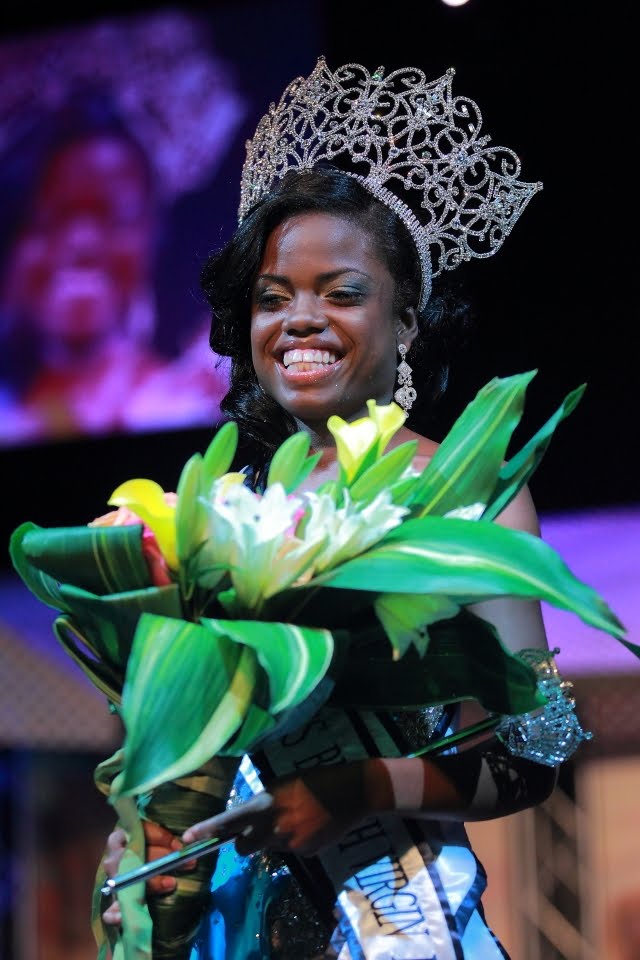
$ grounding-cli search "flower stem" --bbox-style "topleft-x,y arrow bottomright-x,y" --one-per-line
407,714 -> 500,758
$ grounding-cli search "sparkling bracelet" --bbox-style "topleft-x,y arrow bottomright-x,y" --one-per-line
495,648 -> 592,767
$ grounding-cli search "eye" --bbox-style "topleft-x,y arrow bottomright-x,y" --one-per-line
254,289 -> 289,310
326,287 -> 366,304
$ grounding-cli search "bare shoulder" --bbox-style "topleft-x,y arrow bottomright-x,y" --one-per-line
390,425 -> 439,469
493,483 -> 541,536
393,424 -> 541,538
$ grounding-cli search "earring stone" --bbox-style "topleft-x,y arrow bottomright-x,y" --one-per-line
394,343 -> 417,412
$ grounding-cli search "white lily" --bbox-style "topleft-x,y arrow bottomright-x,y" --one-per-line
199,480 -> 326,611
444,502 -> 486,521
303,489 -> 409,574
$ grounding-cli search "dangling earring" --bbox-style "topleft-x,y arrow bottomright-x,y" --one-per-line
394,343 -> 417,412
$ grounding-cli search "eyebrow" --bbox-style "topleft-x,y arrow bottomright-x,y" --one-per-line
255,268 -> 371,285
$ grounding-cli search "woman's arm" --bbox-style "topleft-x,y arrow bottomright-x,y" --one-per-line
176,483 -> 559,857
467,481 -> 550,654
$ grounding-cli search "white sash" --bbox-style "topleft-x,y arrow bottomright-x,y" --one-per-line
258,707 -> 508,960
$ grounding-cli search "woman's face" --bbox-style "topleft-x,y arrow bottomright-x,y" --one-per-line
4,134 -> 155,349
250,212 -> 416,431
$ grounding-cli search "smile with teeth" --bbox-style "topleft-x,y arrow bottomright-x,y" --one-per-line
282,348 -> 339,371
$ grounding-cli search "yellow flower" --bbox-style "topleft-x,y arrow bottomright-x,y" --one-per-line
108,479 -> 179,570
327,400 -> 406,483
365,399 -> 407,455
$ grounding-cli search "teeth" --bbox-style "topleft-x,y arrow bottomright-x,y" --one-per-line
283,349 -> 337,367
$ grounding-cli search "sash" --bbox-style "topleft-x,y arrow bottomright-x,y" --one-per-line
257,706 -> 509,960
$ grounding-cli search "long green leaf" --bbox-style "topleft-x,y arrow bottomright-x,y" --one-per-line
57,581 -> 183,670
54,617 -> 124,703
200,617 -> 334,713
267,430 -> 321,493
11,522 -> 152,596
118,615 -> 258,795
483,384 -> 586,521
310,515 -> 626,640
349,440 -> 418,503
374,593 -> 461,657
224,703 -> 276,754
407,371 -> 536,517
202,419 -> 239,483
9,522 -> 71,611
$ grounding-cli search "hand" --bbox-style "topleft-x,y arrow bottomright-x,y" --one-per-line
183,762 -> 373,859
101,820 -> 196,926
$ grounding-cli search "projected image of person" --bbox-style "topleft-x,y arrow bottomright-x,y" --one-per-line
0,13 -> 244,446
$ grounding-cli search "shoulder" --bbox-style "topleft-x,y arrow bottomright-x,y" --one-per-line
389,425 -> 439,471
394,425 -> 540,535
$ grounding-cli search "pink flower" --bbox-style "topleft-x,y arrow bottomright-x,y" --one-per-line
89,498 -> 176,587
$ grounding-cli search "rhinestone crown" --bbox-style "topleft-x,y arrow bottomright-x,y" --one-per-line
239,56 -> 542,310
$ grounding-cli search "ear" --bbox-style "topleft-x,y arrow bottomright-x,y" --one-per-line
397,306 -> 419,350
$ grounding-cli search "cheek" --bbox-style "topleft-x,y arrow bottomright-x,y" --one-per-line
249,319 -> 270,376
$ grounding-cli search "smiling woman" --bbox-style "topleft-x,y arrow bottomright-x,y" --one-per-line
250,209 -> 411,430
62,56 -> 621,960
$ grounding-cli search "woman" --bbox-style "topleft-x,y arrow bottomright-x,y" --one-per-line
102,60 -> 574,959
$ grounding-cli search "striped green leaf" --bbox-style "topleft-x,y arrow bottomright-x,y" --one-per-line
407,371 -> 536,517
118,615 -> 259,795
311,515 -> 626,640
267,430 -> 321,493
224,703 -> 277,754
57,581 -> 182,670
349,440 -> 418,503
54,616 -> 125,704
9,522 -> 71,611
483,384 -> 586,521
200,617 -> 335,713
11,522 -> 152,597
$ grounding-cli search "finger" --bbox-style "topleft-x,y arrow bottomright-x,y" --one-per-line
102,900 -> 122,926
147,874 -> 178,895
105,828 -> 127,854
103,849 -> 125,878
142,820 -> 180,848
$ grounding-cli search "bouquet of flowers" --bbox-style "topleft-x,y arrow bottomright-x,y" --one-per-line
9,370 -> 634,960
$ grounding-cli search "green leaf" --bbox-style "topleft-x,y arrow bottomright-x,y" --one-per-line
118,615 -> 258,795
54,616 -> 125,703
11,522 -> 152,597
202,419 -> 239,484
311,515 -> 626,640
483,384 -> 586,521
200,617 -> 335,713
224,703 -> 276,754
266,430 -> 320,493
407,371 -> 537,518
349,440 -> 418,503
175,453 -> 207,598
57,581 -> 183,670
374,593 -> 461,658
9,522 -> 71,611
331,611 -> 547,715
176,452 -> 204,557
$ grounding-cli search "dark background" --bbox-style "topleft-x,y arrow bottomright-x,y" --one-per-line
1,0 -> 635,572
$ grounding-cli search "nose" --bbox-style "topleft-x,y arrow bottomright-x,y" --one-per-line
55,214 -> 105,263
282,293 -> 328,336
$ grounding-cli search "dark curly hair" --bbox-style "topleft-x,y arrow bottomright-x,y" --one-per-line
201,166 -> 473,474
